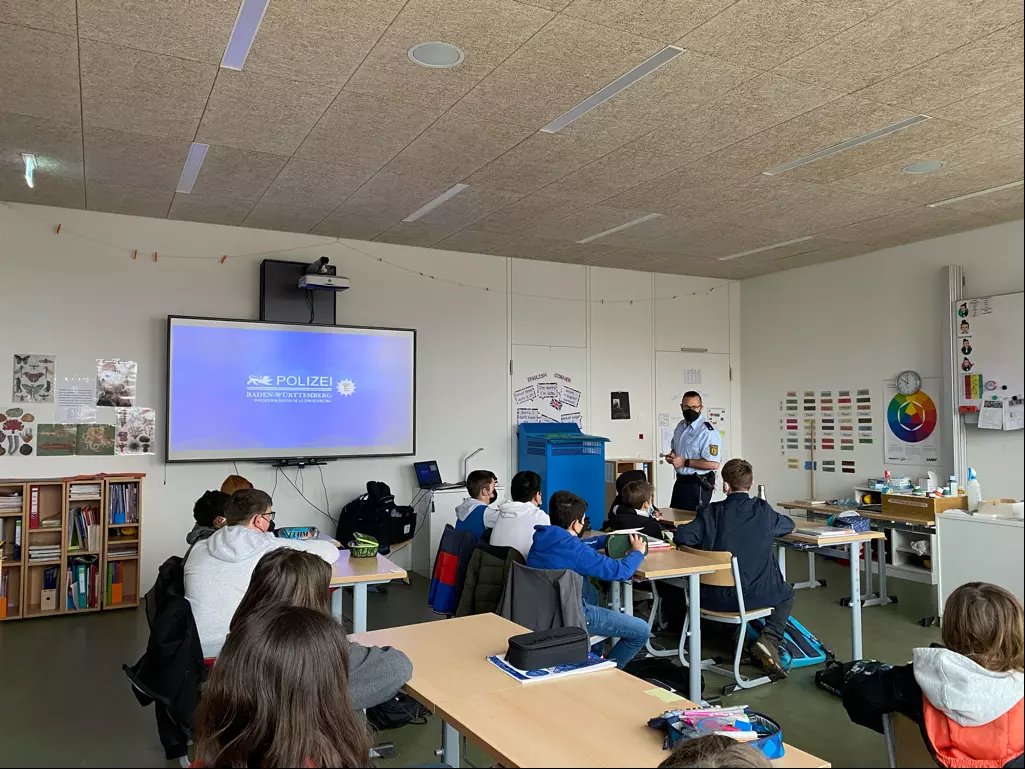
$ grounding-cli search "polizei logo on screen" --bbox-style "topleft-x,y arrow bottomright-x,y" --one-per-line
246,374 -> 356,403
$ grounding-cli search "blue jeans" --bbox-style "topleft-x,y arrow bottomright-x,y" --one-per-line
583,602 -> 650,669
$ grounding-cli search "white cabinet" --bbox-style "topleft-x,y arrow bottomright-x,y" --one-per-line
937,511 -> 1024,609
411,485 -> 506,579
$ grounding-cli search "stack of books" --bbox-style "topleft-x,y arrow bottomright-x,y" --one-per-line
69,483 -> 101,501
106,561 -> 126,605
66,557 -> 100,610
28,544 -> 61,562
67,505 -> 100,552
0,492 -> 22,512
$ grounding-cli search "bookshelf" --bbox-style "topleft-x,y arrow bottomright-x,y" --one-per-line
0,474 -> 145,621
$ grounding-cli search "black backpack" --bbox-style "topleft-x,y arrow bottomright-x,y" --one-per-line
366,692 -> 428,730
335,481 -> 417,554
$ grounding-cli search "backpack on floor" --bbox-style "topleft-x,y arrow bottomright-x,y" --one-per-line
624,657 -> 704,699
745,615 -> 831,670
366,692 -> 429,730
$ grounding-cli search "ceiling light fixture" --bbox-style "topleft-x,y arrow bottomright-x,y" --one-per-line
762,115 -> 931,176
221,0 -> 270,70
540,46 -> 684,134
176,143 -> 210,194
902,160 -> 945,175
21,153 -> 36,188
926,179 -> 1024,208
718,235 -> 814,261
408,42 -> 464,68
577,213 -> 663,244
403,183 -> 470,222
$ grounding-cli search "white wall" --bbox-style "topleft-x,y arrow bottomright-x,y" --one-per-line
0,203 -> 736,585
740,220 -> 1025,504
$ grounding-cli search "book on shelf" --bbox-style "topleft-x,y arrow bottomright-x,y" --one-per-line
42,565 -> 59,590
107,560 -> 125,605
67,556 -> 99,610
67,505 -> 100,552
0,569 -> 9,617
0,491 -> 22,511
68,483 -> 102,499
29,485 -> 39,529
13,519 -> 22,559
108,482 -> 139,525
39,518 -> 60,529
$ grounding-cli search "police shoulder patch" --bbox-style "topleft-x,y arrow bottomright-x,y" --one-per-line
709,445 -> 719,456
704,421 -> 715,430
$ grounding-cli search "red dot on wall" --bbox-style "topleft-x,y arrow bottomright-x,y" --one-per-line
639,433 -> 644,439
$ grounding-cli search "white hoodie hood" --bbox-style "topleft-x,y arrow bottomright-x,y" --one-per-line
184,525 -> 339,657
455,497 -> 489,522
913,646 -> 1025,727
486,501 -> 550,558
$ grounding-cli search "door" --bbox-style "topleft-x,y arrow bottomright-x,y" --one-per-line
654,351 -> 732,508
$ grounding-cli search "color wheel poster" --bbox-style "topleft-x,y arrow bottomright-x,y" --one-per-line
883,377 -> 941,465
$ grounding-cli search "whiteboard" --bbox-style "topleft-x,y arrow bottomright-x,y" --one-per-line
954,292 -> 1024,423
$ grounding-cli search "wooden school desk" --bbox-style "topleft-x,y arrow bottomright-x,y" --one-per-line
607,547 -> 731,703
665,509 -> 885,660
352,614 -> 830,768
329,553 -> 406,633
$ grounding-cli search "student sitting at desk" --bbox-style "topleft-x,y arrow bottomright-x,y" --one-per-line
843,581 -> 1024,769
454,469 -> 498,540
673,458 -> 795,677
192,605 -> 372,768
184,489 -> 339,658
605,479 -> 665,540
527,490 -> 651,669
486,470 -> 549,559
230,549 -> 412,711
186,490 -> 229,556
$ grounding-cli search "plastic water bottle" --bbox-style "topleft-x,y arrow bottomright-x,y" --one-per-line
947,475 -> 958,497
966,468 -> 982,512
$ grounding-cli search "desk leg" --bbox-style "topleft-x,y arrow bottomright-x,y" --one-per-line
777,543 -> 787,582
687,573 -> 702,705
623,580 -> 634,617
353,583 -> 369,634
609,581 -> 622,646
862,539 -> 895,608
849,541 -> 863,660
441,721 -> 460,767
330,587 -> 343,622
807,551 -> 818,589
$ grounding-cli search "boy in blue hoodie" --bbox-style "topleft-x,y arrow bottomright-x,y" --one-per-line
454,469 -> 497,540
527,490 -> 650,669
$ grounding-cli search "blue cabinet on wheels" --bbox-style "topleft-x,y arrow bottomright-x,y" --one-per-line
517,424 -> 610,528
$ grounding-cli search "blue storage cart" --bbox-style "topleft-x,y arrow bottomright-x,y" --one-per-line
517,423 -> 610,528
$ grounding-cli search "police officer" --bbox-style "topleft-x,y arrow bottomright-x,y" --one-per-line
665,390 -> 721,511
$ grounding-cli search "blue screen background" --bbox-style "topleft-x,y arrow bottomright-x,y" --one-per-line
168,322 -> 414,458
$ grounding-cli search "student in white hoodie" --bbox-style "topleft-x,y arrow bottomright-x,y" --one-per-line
485,470 -> 549,558
184,488 -> 340,658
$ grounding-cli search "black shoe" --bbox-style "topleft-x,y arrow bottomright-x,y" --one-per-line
751,637 -> 787,677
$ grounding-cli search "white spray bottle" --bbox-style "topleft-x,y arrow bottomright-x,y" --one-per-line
966,467 -> 982,512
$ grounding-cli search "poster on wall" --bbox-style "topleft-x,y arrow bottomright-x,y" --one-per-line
37,424 -> 78,456
56,377 -> 98,423
76,424 -> 115,456
114,407 -> 156,455
0,407 -> 35,457
96,359 -> 137,407
12,354 -> 55,403
884,377 -> 941,465
513,371 -> 585,427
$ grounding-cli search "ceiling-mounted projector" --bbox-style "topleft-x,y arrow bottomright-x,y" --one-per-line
298,257 -> 349,291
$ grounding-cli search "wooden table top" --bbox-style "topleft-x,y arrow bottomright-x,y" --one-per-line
665,508 -> 884,546
779,500 -> 936,528
350,613 -> 526,710
635,547 -> 732,579
352,614 -> 829,768
330,553 -> 406,587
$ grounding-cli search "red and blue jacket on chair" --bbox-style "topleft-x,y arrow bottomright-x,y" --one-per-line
428,524 -> 476,616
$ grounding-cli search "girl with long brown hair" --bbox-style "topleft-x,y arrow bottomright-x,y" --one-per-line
194,604 -> 372,768
228,549 -> 412,712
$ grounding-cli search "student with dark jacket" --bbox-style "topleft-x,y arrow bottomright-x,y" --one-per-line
185,490 -> 229,553
605,479 -> 665,540
843,582 -> 1024,769
673,458 -> 795,676
608,469 -> 649,518
454,469 -> 498,540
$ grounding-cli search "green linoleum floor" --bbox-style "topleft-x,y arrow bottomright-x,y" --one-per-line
0,556 -> 940,768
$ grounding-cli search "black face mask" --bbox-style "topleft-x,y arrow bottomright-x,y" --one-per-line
682,408 -> 700,423
489,489 -> 498,504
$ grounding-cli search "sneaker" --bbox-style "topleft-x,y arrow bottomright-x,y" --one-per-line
751,636 -> 787,677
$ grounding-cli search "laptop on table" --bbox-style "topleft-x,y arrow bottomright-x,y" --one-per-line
414,460 -> 465,491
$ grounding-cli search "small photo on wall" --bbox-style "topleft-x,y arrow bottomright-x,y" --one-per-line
76,424 -> 115,456
96,359 -> 137,407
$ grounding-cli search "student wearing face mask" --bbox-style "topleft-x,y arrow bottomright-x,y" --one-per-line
454,469 -> 498,540
665,391 -> 721,512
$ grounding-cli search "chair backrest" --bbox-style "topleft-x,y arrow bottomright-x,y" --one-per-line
678,545 -> 735,587
884,712 -> 936,768
496,562 -> 586,632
